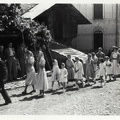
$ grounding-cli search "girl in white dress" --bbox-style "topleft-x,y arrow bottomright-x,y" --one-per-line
35,50 -> 48,97
104,56 -> 113,81
74,57 -> 85,89
59,63 -> 68,92
51,59 -> 60,90
22,55 -> 36,94
99,58 -> 106,87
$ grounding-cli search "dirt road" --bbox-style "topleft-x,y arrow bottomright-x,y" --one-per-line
0,79 -> 120,115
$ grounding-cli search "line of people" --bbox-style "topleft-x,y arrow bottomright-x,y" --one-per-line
1,43 -> 120,105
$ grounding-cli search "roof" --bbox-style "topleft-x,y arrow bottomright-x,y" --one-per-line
52,47 -> 87,64
22,3 -> 54,19
22,3 -> 91,24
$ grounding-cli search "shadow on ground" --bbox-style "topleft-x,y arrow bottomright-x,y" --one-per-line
6,86 -> 25,91
19,95 -> 44,101
10,92 -> 33,97
91,86 -> 103,89
66,87 -> 79,92
51,91 -> 63,95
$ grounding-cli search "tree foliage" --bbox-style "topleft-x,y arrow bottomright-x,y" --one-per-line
0,3 -> 52,46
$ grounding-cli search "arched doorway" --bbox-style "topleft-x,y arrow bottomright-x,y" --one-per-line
94,30 -> 103,51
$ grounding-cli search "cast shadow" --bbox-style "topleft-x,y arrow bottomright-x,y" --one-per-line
106,80 -> 115,83
0,103 -> 6,107
45,89 -> 57,94
91,86 -> 102,89
66,87 -> 79,92
51,91 -> 63,95
10,92 -> 32,97
19,95 -> 43,101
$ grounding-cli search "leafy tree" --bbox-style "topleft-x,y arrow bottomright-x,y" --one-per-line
0,4 -> 53,70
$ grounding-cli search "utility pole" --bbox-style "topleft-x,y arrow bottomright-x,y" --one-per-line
115,4 -> 119,47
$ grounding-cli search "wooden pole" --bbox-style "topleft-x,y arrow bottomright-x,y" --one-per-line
116,4 -> 119,47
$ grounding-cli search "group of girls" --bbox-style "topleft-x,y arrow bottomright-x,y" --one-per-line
87,46 -> 120,87
22,49 -> 48,97
22,46 -> 120,97
51,55 -> 85,91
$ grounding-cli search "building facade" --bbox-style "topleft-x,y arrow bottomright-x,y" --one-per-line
72,4 -> 120,53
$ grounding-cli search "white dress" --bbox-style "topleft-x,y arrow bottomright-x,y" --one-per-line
36,57 -> 48,91
25,57 -> 36,86
111,52 -> 119,75
99,63 -> 106,77
104,61 -> 113,75
51,65 -> 60,82
93,56 -> 98,72
59,68 -> 68,82
74,61 -> 84,80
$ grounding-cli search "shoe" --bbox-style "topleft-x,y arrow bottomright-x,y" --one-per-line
4,101 -> 11,105
82,82 -> 86,88
22,91 -> 27,95
76,84 -> 80,90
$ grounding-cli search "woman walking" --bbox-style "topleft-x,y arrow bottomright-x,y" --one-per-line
110,46 -> 119,80
35,50 -> 48,97
74,57 -> 85,89
86,53 -> 95,85
66,55 -> 74,84
22,50 -> 36,95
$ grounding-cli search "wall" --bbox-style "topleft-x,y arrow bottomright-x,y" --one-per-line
72,4 -> 119,54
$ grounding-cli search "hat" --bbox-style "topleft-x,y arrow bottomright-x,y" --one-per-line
61,63 -> 65,66
113,46 -> 118,50
105,56 -> 109,59
75,56 -> 79,60
91,52 -> 95,55
98,47 -> 102,50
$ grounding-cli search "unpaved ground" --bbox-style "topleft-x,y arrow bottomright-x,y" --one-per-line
0,78 -> 120,115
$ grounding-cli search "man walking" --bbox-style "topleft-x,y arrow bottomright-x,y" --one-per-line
0,57 -> 11,105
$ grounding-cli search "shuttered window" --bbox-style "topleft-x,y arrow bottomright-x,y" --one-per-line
94,4 -> 103,19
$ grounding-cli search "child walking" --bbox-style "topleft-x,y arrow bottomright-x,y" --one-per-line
59,63 -> 68,92
74,57 -> 85,89
104,56 -> 113,82
51,59 -> 60,91
99,58 -> 106,87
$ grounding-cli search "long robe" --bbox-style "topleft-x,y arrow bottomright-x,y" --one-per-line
110,52 -> 119,75
66,59 -> 74,80
36,57 -> 48,91
25,56 -> 36,86
74,61 -> 84,80
86,59 -> 95,80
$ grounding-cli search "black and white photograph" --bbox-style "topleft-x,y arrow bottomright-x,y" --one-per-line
0,0 -> 120,117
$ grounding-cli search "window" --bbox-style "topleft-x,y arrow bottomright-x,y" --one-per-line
94,4 -> 103,19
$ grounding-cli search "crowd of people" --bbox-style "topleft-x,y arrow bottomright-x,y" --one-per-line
0,42 -> 120,105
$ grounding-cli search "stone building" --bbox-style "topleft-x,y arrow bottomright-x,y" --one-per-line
72,4 -> 120,53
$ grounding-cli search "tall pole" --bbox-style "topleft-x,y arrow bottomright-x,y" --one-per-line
116,4 -> 119,47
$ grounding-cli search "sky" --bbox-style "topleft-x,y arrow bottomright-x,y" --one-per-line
1,0 -> 120,4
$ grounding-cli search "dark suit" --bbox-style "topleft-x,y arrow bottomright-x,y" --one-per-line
17,47 -> 26,77
0,59 -> 11,104
5,48 -> 17,81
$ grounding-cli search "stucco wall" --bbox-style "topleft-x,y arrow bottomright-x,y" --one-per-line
72,4 -> 119,53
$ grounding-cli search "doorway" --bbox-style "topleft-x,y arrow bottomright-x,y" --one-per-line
94,31 -> 103,51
